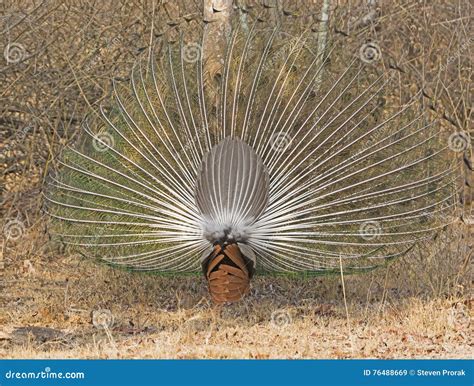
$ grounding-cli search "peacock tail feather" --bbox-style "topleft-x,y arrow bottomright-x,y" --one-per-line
44,22 -> 460,283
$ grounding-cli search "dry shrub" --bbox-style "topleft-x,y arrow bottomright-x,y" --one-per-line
1,0 -> 472,359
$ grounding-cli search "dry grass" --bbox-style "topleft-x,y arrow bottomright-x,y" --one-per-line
1,0 -> 472,359
0,221 -> 471,359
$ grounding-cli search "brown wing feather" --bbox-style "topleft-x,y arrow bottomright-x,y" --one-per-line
205,243 -> 252,303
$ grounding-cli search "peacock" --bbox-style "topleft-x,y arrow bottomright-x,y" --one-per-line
44,16 -> 459,304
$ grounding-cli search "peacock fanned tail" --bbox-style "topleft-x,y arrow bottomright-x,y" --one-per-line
45,22 -> 460,303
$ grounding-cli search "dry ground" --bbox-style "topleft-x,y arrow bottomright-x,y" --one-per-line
0,221 -> 472,359
1,0 -> 472,359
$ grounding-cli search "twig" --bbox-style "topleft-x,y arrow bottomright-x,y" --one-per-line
339,255 -> 354,355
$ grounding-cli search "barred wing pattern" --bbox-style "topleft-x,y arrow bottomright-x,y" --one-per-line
195,137 -> 269,243
45,24 -> 459,274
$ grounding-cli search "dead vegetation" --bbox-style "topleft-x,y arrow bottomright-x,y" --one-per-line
0,224 -> 471,358
1,0 -> 472,358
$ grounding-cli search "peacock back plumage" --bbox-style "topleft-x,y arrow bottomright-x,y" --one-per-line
45,22 -> 459,302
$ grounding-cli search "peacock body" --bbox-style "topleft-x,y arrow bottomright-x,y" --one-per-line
45,21 -> 458,303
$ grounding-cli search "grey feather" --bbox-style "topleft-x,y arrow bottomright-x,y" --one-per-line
45,22 -> 459,275
195,137 -> 269,243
